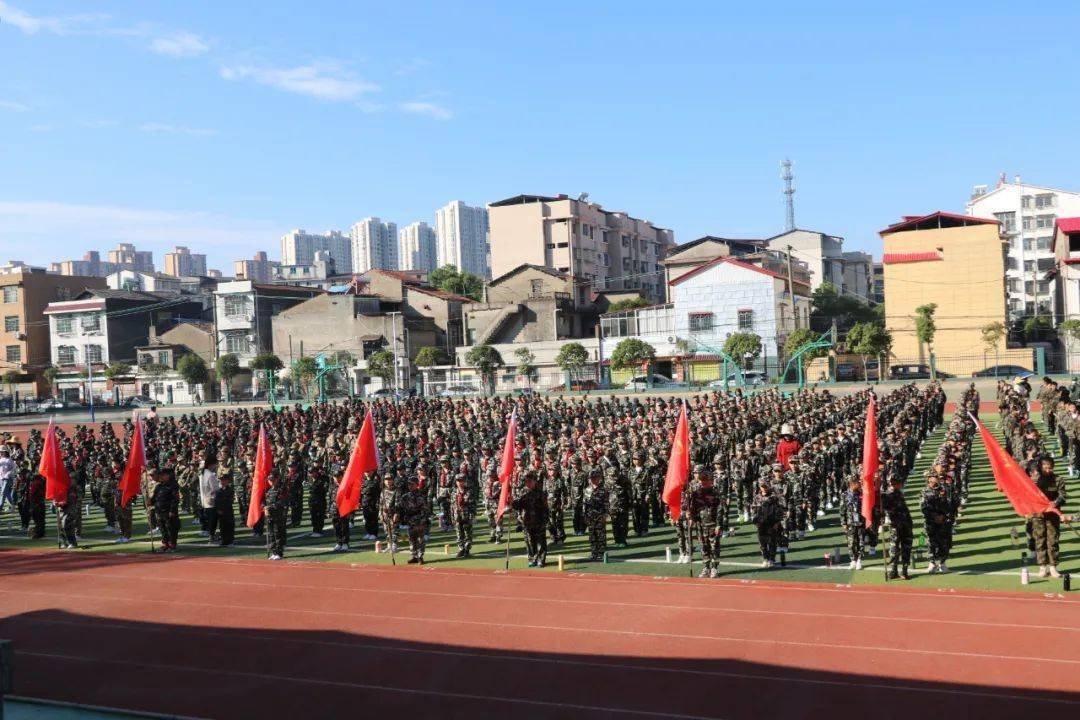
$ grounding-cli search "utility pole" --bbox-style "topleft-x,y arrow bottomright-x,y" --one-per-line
785,245 -> 798,329
85,345 -> 95,423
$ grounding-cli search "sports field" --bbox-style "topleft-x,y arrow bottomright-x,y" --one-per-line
0,414 -> 1073,593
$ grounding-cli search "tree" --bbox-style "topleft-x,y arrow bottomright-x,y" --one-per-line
293,356 -> 319,396
43,366 -> 59,397
914,303 -> 937,358
142,363 -> 169,400
810,282 -> 877,332
249,353 -> 284,374
216,353 -> 240,401
366,349 -> 395,384
104,362 -> 132,381
783,328 -> 829,380
414,346 -> 450,368
847,322 -> 892,379
429,265 -> 483,301
465,345 -> 504,394
722,332 -> 762,368
980,321 -> 1006,367
330,349 -> 355,367
610,338 -> 655,372
607,297 -> 650,312
1059,319 -> 1080,348
1023,315 -> 1051,342
3,370 -> 20,409
176,355 -> 209,403
514,347 -> 537,387
555,342 -> 589,375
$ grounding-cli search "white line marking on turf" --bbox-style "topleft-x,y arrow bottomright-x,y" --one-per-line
2,587 -> 1077,666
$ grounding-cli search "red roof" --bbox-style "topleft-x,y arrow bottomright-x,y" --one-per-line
1057,217 -> 1080,234
879,211 -> 999,236
882,252 -> 943,265
668,255 -> 785,286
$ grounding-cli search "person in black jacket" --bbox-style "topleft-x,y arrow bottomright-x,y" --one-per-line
215,474 -> 235,547
150,467 -> 180,551
881,474 -> 913,580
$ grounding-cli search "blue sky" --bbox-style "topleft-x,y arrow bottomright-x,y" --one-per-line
2,1 -> 1079,273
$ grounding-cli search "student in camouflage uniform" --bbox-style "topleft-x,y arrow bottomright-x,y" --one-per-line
150,467 -> 180,551
483,468 -> 503,543
751,479 -> 783,568
513,470 -> 549,567
27,466 -> 46,540
583,468 -> 608,561
360,459 -> 382,540
1030,455 -> 1066,578
628,451 -> 652,537
378,472 -> 400,553
398,475 -> 431,564
689,466 -> 723,578
99,459 -> 119,534
329,462 -> 351,553
56,469 -> 80,549
543,460 -> 567,545
307,452 -> 329,537
841,477 -> 865,570
286,449 -> 306,528
605,465 -> 631,546
880,474 -> 913,580
114,471 -> 134,543
263,468 -> 288,560
451,474 -> 477,557
921,475 -> 954,573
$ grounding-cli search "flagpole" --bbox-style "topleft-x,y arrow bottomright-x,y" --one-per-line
140,490 -> 157,553
685,399 -> 693,578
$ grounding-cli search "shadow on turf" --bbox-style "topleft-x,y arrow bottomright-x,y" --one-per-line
1,608 -> 1078,719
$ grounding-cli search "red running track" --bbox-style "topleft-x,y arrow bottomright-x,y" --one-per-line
0,549 -> 1078,719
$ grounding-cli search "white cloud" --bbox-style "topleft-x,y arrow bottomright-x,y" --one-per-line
150,31 -> 208,58
0,1 -> 104,35
398,101 -> 453,120
220,61 -> 379,101
0,100 -> 28,112
139,122 -> 217,137
0,201 -> 279,268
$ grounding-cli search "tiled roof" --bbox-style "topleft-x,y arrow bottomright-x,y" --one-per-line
882,252 -> 944,265
880,211 -> 998,235
669,255 -> 785,285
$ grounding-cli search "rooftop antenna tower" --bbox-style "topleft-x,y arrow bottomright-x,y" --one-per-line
781,158 -> 796,231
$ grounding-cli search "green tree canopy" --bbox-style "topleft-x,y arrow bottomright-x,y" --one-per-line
914,303 -> 938,351
465,345 -> 503,375
783,328 -> 829,375
3,370 -> 20,391
1059,319 -> 1080,345
810,282 -> 878,331
216,354 -> 240,382
980,321 -> 1007,353
293,355 -> 319,388
429,265 -> 484,301
176,354 -> 209,386
249,353 -> 284,374
555,342 -> 590,373
610,338 -> 656,371
514,347 -> 537,381
722,332 -> 762,365
414,346 -> 451,368
366,349 -> 395,382
847,322 -> 892,359
607,297 -> 650,312
104,362 -> 132,380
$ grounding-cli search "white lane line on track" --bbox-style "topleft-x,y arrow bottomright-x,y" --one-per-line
2,587 -> 1078,667
20,651 -> 724,720
5,569 -> 1075,633
18,648 -> 1080,709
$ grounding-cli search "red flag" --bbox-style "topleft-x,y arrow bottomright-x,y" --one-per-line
860,394 -> 879,528
118,415 -> 145,508
39,422 -> 71,504
972,415 -> 1061,517
336,410 -> 378,518
662,403 -> 690,521
495,409 -> 518,522
246,426 -> 273,528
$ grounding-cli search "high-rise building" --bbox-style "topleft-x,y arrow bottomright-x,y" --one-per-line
967,177 -> 1080,320
435,200 -> 489,278
487,194 -> 675,306
162,246 -> 208,277
51,251 -> 113,277
398,222 -> 438,273
233,251 -> 278,283
280,229 -> 352,275
107,243 -> 155,273
350,217 -> 398,273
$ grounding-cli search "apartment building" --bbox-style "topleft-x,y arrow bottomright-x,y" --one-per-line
967,178 -> 1080,319
350,218 -> 398,273
0,269 -> 106,395
398,222 -> 438,273
233,251 -> 279,283
435,200 -> 489,278
487,194 -> 675,307
280,229 -> 352,275
162,246 -> 208,277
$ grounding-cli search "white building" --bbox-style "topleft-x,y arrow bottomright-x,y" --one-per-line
967,178 -> 1080,319
436,200 -> 490,278
398,222 -> 438,273
106,270 -> 182,294
350,218 -> 398,273
764,229 -> 873,301
599,256 -> 811,368
280,229 -> 352,275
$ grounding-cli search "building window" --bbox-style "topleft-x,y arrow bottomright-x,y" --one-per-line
158,351 -> 169,366
1036,214 -> 1055,229
139,353 -> 153,367
57,346 -> 77,365
1037,237 -> 1053,251
530,279 -> 543,295
994,211 -> 1016,233
223,295 -> 247,318
1021,195 -> 1033,209
1024,260 -> 1035,272
5,345 -> 19,363
688,312 -> 713,332
3,316 -> 18,332
2,286 -> 16,304
1035,193 -> 1056,209
85,345 -> 103,364
1022,216 -> 1035,231
1023,238 -> 1035,251
225,332 -> 250,354
55,316 -> 73,335
81,313 -> 101,332
1005,257 -> 1019,271
737,309 -> 754,330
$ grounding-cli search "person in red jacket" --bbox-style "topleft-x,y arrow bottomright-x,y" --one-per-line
775,424 -> 802,470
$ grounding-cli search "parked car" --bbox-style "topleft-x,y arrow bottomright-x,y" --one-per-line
124,396 -> 158,408
438,385 -> 479,397
888,364 -> 953,380
627,374 -> 675,391
835,363 -> 857,381
865,360 -> 880,381
708,371 -> 767,388
35,399 -> 77,413
971,365 -> 1034,378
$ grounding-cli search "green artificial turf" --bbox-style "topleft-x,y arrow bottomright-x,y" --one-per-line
0,414 -> 1074,594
